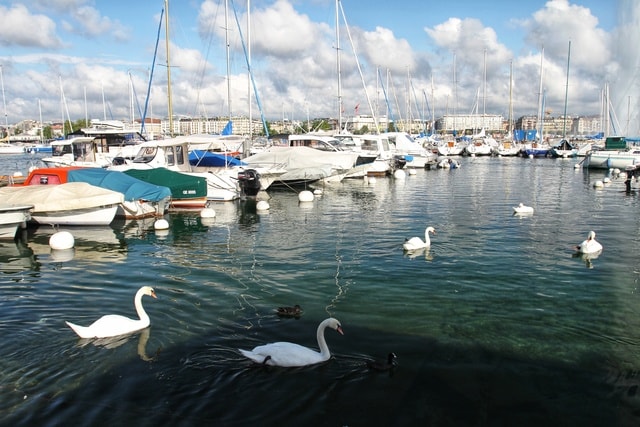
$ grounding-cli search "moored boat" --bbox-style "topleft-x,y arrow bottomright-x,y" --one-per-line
0,204 -> 33,239
583,136 -> 640,169
0,182 -> 124,226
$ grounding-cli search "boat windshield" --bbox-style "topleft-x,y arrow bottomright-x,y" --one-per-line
52,144 -> 72,157
133,146 -> 157,163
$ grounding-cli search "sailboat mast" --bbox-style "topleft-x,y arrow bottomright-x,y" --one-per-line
335,0 -> 343,132
0,65 -> 8,128
536,47 -> 544,141
508,60 -> 513,137
562,40 -> 571,138
247,0 -> 252,142
225,0 -> 232,122
38,98 -> 43,142
165,0 -> 174,137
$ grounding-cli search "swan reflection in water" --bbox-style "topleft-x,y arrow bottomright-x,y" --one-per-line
572,249 -> 602,269
404,247 -> 433,261
73,327 -> 159,362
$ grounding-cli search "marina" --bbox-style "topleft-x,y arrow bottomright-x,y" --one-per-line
1,152 -> 640,425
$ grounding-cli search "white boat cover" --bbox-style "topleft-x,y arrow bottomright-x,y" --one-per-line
243,146 -> 360,172
0,182 -> 124,213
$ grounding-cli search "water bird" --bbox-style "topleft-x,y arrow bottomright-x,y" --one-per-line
65,286 -> 157,339
575,230 -> 603,255
238,317 -> 343,367
513,203 -> 534,214
403,226 -> 435,251
277,304 -> 303,317
366,352 -> 398,371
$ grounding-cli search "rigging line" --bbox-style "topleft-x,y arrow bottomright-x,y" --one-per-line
230,0 -> 269,137
338,0 -> 379,133
141,6 -> 164,135
192,0 -> 223,118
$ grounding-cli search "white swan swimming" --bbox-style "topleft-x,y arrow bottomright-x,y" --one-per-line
403,226 -> 435,251
575,230 -> 603,255
65,286 -> 157,339
239,317 -> 343,367
513,203 -> 534,214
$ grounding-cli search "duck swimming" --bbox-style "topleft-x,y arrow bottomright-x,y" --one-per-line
277,304 -> 303,317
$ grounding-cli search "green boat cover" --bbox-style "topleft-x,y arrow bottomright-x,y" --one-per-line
124,168 -> 207,199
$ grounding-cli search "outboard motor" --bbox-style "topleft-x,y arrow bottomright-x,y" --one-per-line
393,155 -> 407,170
237,169 -> 262,198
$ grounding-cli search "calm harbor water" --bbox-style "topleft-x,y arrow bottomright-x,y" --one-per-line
1,152 -> 640,426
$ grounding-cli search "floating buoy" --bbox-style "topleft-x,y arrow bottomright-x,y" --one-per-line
154,218 -> 169,230
603,177 -> 611,184
368,176 -> 377,184
313,188 -> 323,196
574,163 -> 581,169
256,200 -> 270,211
49,231 -> 74,250
593,180 -> 604,188
394,169 -> 406,179
200,207 -> 216,218
298,190 -> 314,202
408,169 -> 417,176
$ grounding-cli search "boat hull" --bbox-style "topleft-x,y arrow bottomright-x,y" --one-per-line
30,205 -> 119,226
584,150 -> 640,169
0,205 -> 32,239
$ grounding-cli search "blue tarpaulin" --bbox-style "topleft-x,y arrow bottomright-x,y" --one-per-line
67,168 -> 171,202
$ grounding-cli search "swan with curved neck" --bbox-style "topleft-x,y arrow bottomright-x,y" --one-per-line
403,226 -> 435,251
239,317 -> 343,367
65,286 -> 157,339
576,230 -> 603,254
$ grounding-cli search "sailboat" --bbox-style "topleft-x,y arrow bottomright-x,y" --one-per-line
494,60 -> 521,156
550,41 -> 578,158
522,47 -> 551,158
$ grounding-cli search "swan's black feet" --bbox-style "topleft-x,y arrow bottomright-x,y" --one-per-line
262,355 -> 272,365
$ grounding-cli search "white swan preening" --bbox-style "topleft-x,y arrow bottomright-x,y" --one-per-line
513,203 -> 534,214
239,317 -> 344,367
65,286 -> 157,339
403,226 -> 435,251
576,230 -> 603,254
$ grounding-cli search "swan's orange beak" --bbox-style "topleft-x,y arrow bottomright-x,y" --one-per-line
150,290 -> 157,299
337,326 -> 344,335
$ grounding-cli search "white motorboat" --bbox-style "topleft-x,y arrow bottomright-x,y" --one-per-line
0,204 -> 33,239
0,182 -> 124,226
385,132 -> 437,168
583,136 -> 640,169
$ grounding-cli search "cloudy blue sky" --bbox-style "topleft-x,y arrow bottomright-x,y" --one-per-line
0,0 -> 636,134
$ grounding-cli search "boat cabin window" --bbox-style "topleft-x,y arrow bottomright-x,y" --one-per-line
289,138 -> 338,152
133,146 -> 157,163
73,142 -> 95,162
176,145 -> 186,165
360,139 -> 377,152
52,144 -> 72,157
